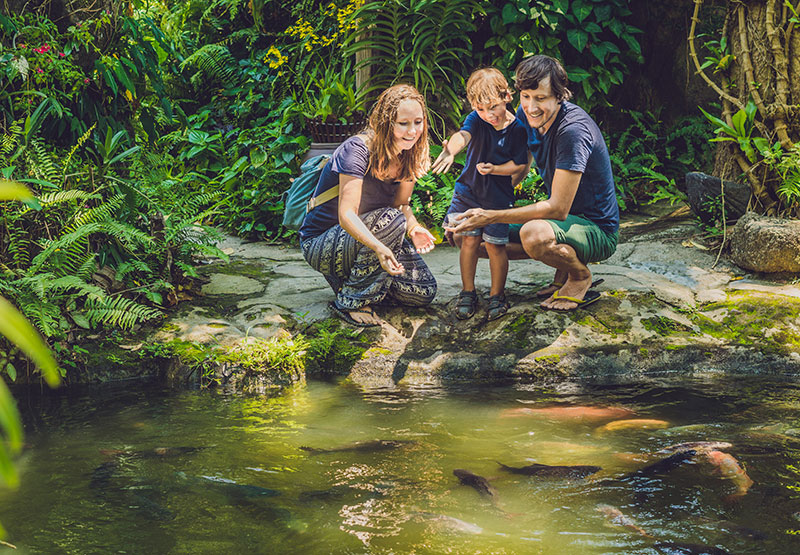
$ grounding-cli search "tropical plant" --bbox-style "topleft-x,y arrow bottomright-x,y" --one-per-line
481,0 -> 643,111
689,0 -> 800,216
343,0 -> 485,137
0,179 -> 60,540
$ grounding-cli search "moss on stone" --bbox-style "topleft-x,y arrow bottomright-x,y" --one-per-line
693,291 -> 800,355
641,316 -> 694,336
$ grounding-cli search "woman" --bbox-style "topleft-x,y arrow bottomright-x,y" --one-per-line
299,84 -> 438,327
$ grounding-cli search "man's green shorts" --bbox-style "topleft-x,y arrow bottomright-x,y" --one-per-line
508,214 -> 619,264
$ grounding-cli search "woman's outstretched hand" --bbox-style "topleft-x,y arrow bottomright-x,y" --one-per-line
375,244 -> 405,275
409,226 -> 435,254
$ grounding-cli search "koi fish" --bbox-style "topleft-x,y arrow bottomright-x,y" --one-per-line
628,449 -> 697,478
453,468 -> 498,501
702,450 -> 753,499
412,511 -> 483,535
500,405 -> 635,422
656,441 -> 732,455
595,503 -> 652,538
497,461 -> 601,478
595,418 -> 670,433
299,439 -> 415,455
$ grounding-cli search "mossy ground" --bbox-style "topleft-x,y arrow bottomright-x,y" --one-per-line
694,291 -> 800,355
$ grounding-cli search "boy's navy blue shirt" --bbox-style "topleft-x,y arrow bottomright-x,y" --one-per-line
455,110 -> 528,208
515,102 -> 619,234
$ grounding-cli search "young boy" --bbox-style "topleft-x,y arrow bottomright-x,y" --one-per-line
433,67 -> 529,321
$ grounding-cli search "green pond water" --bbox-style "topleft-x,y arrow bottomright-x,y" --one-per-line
3,375 -> 800,554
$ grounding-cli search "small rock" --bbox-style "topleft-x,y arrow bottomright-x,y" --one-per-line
729,212 -> 800,273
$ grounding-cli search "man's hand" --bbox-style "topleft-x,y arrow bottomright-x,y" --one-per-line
449,207 -> 492,233
409,225 -> 435,254
431,139 -> 454,174
476,162 -> 494,175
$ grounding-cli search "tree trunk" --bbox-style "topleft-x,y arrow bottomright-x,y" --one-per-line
691,0 -> 800,215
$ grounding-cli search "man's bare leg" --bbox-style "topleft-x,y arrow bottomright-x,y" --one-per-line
518,221 -> 592,310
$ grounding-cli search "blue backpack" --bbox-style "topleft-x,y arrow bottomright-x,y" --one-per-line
281,155 -> 336,230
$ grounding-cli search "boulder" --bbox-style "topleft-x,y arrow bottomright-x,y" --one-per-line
685,172 -> 750,223
729,212 -> 800,273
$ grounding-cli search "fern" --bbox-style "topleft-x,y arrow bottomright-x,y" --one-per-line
27,140 -> 60,184
63,123 -> 96,181
0,121 -> 22,160
84,295 -> 162,330
180,44 -> 241,87
115,260 -> 152,281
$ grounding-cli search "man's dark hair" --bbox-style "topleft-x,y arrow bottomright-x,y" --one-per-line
514,55 -> 572,101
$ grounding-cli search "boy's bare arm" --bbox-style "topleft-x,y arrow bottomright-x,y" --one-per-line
476,159 -> 527,176
512,152 -> 534,186
431,130 -> 471,174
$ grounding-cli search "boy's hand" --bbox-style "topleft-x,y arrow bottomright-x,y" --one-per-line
432,139 -> 454,174
476,162 -> 494,175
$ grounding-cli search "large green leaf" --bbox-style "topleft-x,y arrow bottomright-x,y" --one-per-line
566,29 -> 589,52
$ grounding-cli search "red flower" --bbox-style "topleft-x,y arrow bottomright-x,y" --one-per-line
84,78 -> 90,83
59,52 -> 65,57
36,68 -> 44,73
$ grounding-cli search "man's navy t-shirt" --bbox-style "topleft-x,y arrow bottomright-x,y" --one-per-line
515,102 -> 619,234
455,110 -> 528,208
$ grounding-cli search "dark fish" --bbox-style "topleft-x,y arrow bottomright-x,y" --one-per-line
126,491 -> 176,521
497,461 -> 601,478
657,442 -> 732,455
100,446 -> 206,459
89,460 -> 119,490
194,474 -> 281,498
453,469 -> 497,501
300,439 -> 414,455
629,449 -> 697,478
653,541 -> 733,555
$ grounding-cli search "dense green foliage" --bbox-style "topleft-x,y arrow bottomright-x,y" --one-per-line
0,0 -> 718,376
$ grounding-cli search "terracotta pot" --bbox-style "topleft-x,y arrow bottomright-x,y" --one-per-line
307,118 -> 367,143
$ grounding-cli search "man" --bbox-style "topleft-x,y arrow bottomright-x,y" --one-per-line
448,55 -> 619,312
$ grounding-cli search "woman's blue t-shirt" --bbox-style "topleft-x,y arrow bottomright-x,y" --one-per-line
515,103 -> 619,234
299,136 -> 399,241
455,110 -> 529,208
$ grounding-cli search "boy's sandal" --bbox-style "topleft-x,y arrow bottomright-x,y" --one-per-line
455,290 -> 478,320
535,278 -> 605,299
328,302 -> 380,328
487,294 -> 510,322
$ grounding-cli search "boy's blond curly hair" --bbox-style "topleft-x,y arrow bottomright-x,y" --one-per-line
465,68 -> 512,108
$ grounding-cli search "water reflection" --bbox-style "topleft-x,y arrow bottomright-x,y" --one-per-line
4,376 -> 800,553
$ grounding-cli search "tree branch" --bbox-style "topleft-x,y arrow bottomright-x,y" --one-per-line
688,0 -> 746,111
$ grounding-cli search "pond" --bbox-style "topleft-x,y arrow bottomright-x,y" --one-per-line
3,375 -> 800,554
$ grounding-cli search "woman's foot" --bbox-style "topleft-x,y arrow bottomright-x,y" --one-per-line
328,302 -> 381,327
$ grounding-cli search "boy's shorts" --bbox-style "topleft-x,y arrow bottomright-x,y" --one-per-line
508,214 -> 618,263
444,192 -> 511,245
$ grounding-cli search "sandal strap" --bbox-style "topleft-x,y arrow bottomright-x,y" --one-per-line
487,294 -> 507,309
456,290 -> 477,307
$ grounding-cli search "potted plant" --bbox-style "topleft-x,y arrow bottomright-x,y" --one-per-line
300,70 -> 368,144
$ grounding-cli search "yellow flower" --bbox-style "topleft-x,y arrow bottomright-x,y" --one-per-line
264,45 -> 287,69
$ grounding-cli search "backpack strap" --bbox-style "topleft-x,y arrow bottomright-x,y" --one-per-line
307,184 -> 339,211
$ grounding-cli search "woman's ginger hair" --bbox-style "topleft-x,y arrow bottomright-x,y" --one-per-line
465,67 -> 512,108
366,84 -> 430,182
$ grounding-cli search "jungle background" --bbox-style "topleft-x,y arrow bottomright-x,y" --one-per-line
1,0 -> 799,380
